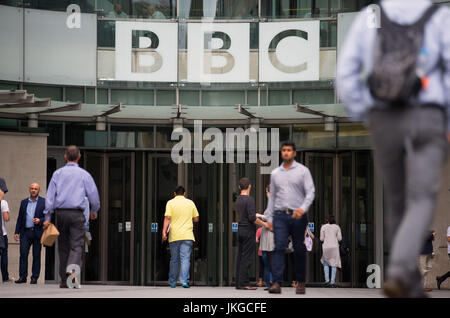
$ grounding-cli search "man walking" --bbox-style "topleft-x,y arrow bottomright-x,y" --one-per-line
43,145 -> 100,288
162,185 -> 199,288
436,225 -> 450,289
337,0 -> 450,297
266,141 -> 315,294
235,177 -> 269,290
419,230 -> 436,292
14,183 -> 45,284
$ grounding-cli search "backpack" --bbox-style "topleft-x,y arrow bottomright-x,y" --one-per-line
367,4 -> 440,104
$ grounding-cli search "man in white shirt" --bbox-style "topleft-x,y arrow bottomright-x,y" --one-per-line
1,198 -> 11,282
436,226 -> 450,289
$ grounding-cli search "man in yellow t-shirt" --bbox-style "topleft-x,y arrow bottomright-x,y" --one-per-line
162,185 -> 199,288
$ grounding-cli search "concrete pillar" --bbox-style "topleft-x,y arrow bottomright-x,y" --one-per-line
0,132 -> 47,285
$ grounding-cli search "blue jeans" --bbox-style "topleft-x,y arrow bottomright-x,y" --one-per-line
323,260 -> 336,284
272,211 -> 308,284
261,251 -> 273,287
169,240 -> 193,285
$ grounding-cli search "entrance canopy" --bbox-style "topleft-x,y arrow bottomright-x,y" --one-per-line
0,90 -> 350,125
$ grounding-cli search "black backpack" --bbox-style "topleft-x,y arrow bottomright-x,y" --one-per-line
367,4 -> 440,104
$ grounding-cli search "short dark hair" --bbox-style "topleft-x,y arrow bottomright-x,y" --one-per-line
174,185 -> 185,195
281,140 -> 296,151
65,145 -> 80,162
328,215 -> 336,224
238,177 -> 251,190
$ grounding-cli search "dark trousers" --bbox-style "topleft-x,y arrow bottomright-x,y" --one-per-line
1,235 -> 9,281
258,255 -> 264,279
19,230 -> 42,280
438,254 -> 450,283
235,226 -> 255,287
369,106 -> 448,296
56,210 -> 85,283
272,211 -> 307,284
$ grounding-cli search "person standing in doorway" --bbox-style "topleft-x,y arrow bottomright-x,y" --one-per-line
162,185 -> 199,288
320,215 -> 342,288
436,225 -> 450,289
43,145 -> 100,288
14,183 -> 45,284
235,177 -> 269,290
259,185 -> 275,290
337,0 -> 450,298
419,230 -> 436,292
266,141 -> 315,295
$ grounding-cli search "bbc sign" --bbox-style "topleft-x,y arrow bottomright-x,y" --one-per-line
115,21 -> 320,83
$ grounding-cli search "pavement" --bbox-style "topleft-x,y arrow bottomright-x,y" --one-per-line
1,283 -> 450,298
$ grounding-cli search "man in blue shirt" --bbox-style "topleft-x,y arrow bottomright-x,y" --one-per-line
43,145 -> 100,288
14,183 -> 45,284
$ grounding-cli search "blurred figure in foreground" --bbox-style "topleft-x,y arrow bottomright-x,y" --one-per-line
337,0 -> 450,297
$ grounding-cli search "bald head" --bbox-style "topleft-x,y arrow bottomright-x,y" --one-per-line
29,183 -> 40,199
64,145 -> 81,163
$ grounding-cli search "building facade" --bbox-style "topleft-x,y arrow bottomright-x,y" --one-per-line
0,0 -> 449,289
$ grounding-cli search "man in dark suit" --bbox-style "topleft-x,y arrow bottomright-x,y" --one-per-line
14,183 -> 45,284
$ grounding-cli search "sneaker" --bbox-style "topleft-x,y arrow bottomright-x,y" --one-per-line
181,283 -> 190,288
170,284 -> 176,288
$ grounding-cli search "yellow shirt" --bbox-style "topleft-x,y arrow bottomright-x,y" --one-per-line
164,195 -> 199,243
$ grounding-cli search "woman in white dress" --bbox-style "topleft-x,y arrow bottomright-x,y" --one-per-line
320,215 -> 342,287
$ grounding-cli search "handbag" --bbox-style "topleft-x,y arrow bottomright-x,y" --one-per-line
304,233 -> 313,252
41,223 -> 60,247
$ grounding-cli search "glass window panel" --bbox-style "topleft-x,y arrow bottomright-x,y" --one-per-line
23,85 -> 63,100
338,123 -> 371,149
262,0 -> 312,19
111,89 -> 154,105
96,88 -> 109,104
268,90 -> 290,105
130,0 -> 175,19
293,89 -> 334,104
156,90 -> 175,105
156,126 -> 176,148
292,123 -> 335,149
110,125 -> 154,148
65,123 -> 107,147
179,0 -> 257,19
27,0 -> 95,12
202,90 -> 244,106
247,90 -> 258,106
179,90 -> 199,105
38,121 -> 63,146
0,118 -> 18,129
0,82 -> 19,90
320,20 -> 337,47
65,87 -> 84,102
0,1 -> 22,6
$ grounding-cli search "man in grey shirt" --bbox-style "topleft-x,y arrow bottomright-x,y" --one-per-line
337,0 -> 450,297
266,141 -> 315,294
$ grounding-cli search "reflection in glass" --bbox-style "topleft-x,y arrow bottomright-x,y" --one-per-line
293,124 -> 335,149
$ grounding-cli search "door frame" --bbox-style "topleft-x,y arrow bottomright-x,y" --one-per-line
84,151 -> 135,285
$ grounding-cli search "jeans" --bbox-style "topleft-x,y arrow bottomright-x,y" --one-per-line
1,235 -> 9,281
261,251 -> 273,287
272,211 -> 308,284
323,260 -> 336,284
169,240 -> 193,285
369,106 -> 448,297
19,230 -> 42,280
235,226 -> 256,287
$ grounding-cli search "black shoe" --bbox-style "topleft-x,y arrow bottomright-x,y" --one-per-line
330,284 -> 337,288
30,279 -> 37,284
268,282 -> 281,294
59,282 -> 68,288
436,276 -> 442,290
15,278 -> 26,284
324,282 -> 330,288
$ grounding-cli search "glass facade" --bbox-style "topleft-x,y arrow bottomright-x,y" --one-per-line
0,0 -> 382,288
